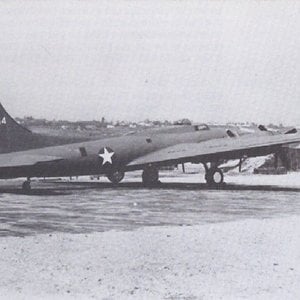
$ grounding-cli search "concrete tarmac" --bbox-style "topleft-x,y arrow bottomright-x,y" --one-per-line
0,174 -> 300,237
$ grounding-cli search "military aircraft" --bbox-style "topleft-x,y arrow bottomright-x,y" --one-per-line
0,104 -> 299,191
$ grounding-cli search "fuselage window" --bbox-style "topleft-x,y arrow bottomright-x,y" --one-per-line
79,147 -> 88,157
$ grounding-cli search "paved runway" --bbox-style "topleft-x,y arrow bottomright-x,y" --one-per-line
1,179 -> 300,237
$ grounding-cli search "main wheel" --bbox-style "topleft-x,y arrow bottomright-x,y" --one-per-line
107,171 -> 125,184
142,167 -> 159,186
205,168 -> 224,186
22,180 -> 31,192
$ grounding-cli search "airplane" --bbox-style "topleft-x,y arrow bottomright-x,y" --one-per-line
0,105 -> 299,191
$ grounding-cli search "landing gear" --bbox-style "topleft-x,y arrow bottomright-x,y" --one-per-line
142,167 -> 160,186
107,171 -> 125,184
275,150 -> 291,171
205,167 -> 224,186
22,178 -> 31,192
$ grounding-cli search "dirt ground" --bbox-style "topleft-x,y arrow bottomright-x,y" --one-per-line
0,216 -> 300,299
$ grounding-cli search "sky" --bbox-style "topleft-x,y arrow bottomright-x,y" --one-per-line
0,0 -> 299,124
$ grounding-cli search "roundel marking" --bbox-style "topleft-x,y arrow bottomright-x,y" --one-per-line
98,147 -> 115,166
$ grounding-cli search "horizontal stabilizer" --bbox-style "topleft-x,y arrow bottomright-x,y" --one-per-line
0,154 -> 63,168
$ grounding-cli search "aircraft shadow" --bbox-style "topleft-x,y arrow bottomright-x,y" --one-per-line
65,181 -> 300,192
0,181 -> 299,195
0,188 -> 72,196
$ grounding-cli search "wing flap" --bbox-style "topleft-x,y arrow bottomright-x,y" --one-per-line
128,133 -> 300,168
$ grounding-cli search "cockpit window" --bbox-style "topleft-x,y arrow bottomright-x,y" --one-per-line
194,124 -> 210,131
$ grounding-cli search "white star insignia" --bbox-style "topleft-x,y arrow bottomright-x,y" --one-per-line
99,148 -> 114,165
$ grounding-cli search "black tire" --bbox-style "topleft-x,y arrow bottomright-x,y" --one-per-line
22,181 -> 31,192
107,171 -> 125,184
142,168 -> 159,186
205,168 -> 224,186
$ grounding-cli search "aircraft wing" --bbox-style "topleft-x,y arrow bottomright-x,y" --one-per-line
0,153 -> 64,168
127,133 -> 300,169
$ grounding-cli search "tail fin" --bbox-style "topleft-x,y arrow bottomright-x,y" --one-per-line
0,102 -> 93,153
0,102 -> 35,152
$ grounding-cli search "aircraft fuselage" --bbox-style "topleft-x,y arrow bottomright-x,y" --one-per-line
0,128 -> 228,179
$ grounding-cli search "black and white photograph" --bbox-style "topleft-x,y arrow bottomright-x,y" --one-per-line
0,0 -> 299,299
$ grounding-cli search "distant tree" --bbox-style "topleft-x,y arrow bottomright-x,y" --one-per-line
174,118 -> 192,126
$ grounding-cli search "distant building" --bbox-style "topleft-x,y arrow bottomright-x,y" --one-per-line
85,125 -> 97,130
138,121 -> 153,127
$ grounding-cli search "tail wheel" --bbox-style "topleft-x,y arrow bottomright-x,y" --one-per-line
142,167 -> 159,186
107,171 -> 125,184
205,168 -> 224,186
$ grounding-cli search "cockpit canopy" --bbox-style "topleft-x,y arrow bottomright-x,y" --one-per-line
194,124 -> 210,131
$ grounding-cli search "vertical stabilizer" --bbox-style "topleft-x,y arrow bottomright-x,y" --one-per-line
0,103 -> 34,152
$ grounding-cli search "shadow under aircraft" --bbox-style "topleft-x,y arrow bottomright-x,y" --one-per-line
0,102 -> 299,191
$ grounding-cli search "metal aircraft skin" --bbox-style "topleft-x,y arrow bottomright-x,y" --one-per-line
0,103 -> 299,190
0,102 -> 226,153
